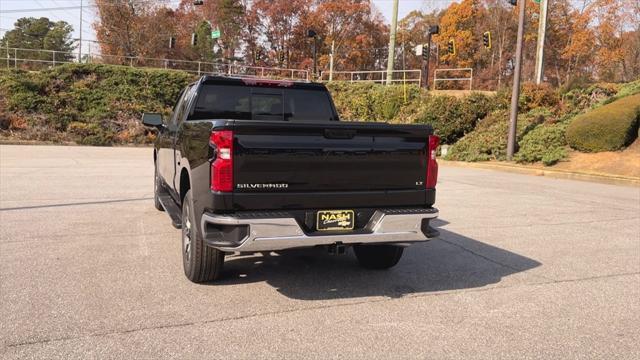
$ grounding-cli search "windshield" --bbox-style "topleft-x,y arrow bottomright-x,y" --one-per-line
189,84 -> 337,122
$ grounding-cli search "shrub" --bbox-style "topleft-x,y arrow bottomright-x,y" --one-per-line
541,147 -> 567,166
68,121 -> 115,146
409,92 -> 497,144
605,80 -> 640,103
520,82 -> 560,112
326,82 -> 420,121
445,108 -> 547,162
514,122 -> 567,165
327,83 -> 497,144
561,83 -> 620,114
566,94 -> 640,152
0,64 -> 193,145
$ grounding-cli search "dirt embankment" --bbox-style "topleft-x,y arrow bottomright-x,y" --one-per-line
552,139 -> 640,178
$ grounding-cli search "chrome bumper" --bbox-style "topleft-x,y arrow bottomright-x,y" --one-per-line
200,208 -> 439,253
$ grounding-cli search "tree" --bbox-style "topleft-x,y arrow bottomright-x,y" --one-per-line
216,0 -> 245,59
1,17 -> 75,62
309,0 -> 388,71
397,10 -> 442,71
193,21 -> 215,61
437,0 -> 478,68
250,0 -> 312,67
94,0 -> 177,62
480,0 -> 517,88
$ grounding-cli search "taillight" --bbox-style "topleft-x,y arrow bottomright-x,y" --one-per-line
426,135 -> 439,189
210,130 -> 234,192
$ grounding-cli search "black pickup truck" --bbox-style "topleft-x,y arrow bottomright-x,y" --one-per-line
142,76 -> 440,283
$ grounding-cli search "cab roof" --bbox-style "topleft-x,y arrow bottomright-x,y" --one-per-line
199,75 -> 327,91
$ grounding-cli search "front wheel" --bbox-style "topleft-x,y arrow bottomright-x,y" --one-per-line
354,245 -> 404,270
181,190 -> 225,283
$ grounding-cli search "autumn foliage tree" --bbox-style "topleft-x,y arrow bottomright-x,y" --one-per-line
90,0 -> 638,87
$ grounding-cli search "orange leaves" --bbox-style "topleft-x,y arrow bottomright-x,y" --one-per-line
438,0 -> 478,66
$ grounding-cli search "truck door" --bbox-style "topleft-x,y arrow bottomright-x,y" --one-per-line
158,86 -> 190,195
171,85 -> 198,199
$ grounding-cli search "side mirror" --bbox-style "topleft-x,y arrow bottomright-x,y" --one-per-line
141,113 -> 164,129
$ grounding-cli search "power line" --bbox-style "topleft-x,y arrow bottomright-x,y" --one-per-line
0,6 -> 97,13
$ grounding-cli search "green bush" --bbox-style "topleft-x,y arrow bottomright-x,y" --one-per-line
0,64 -> 193,144
514,122 -> 568,165
561,83 -> 620,114
326,82 -> 420,121
541,147 -> 567,166
445,108 -> 548,162
327,83 -> 498,144
566,94 -> 640,152
409,92 -> 497,144
605,80 -> 640,104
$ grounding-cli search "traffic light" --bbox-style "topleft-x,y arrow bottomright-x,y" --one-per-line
169,37 -> 176,49
482,31 -> 491,49
447,39 -> 456,56
254,50 -> 260,63
422,44 -> 429,60
191,33 -> 197,46
279,51 -> 285,63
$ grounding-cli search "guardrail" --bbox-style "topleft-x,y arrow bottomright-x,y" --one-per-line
433,68 -> 473,90
319,70 -> 421,86
2,47 -> 310,81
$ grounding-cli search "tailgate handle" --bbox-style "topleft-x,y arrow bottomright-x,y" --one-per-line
324,129 -> 356,139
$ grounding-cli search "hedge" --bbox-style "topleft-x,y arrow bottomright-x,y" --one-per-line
444,108 -> 548,162
566,94 -> 640,152
325,82 -> 420,122
0,64 -> 194,144
514,122 -> 568,166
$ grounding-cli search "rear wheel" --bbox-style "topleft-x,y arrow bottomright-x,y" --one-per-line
182,190 -> 224,283
354,245 -> 404,269
153,163 -> 164,211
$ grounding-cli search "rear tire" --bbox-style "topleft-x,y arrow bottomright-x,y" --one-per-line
153,164 -> 164,211
181,190 -> 224,283
354,245 -> 404,269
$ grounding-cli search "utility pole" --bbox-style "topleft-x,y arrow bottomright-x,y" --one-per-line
507,0 -> 526,161
423,25 -> 439,88
307,29 -> 318,80
329,40 -> 335,81
385,0 -> 399,85
534,0 -> 549,84
79,0 -> 83,63
312,37 -> 317,79
423,35 -> 431,88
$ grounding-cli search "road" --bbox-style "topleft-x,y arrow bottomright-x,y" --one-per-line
1,145 -> 639,359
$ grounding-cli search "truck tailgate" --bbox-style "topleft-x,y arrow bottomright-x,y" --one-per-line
232,121 -> 429,192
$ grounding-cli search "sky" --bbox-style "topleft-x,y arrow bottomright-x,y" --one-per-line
0,0 -> 454,55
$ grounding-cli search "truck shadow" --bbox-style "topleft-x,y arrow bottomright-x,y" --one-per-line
213,219 -> 541,300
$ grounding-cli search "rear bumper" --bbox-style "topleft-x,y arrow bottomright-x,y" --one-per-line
200,208 -> 439,252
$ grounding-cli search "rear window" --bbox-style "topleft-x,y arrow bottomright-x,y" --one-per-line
189,84 -> 337,121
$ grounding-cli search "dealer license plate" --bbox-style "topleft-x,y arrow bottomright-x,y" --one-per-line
316,210 -> 355,231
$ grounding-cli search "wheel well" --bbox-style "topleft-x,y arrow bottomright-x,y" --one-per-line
180,169 -> 190,205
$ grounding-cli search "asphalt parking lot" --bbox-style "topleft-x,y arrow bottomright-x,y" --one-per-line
1,144 -> 639,359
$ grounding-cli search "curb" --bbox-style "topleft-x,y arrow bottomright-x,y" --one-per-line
440,160 -> 640,187
0,140 -> 153,148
